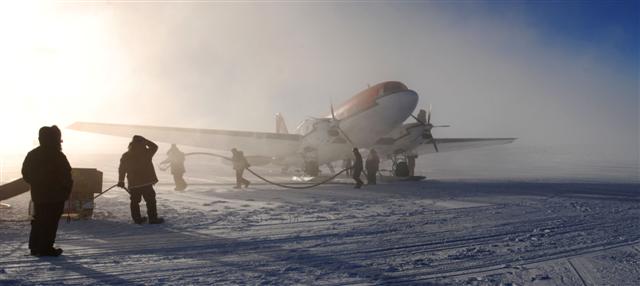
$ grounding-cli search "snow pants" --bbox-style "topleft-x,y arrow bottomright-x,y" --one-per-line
29,202 -> 65,252
235,169 -> 250,187
129,185 -> 158,221
172,172 -> 187,190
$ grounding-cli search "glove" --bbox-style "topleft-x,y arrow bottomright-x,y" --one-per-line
117,181 -> 125,188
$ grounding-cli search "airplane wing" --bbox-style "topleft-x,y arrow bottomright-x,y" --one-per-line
0,178 -> 30,201
68,122 -> 302,157
413,138 -> 516,154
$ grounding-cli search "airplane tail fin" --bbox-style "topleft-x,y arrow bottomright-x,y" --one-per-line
275,113 -> 289,134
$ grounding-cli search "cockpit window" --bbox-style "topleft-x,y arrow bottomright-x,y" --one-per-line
380,82 -> 408,97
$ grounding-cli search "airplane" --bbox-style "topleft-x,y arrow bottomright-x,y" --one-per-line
69,81 -> 515,177
368,105 -> 515,176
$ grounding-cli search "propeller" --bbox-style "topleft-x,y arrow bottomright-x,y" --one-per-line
330,103 -> 356,146
410,104 -> 449,152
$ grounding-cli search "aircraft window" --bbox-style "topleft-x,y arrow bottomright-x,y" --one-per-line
382,82 -> 407,97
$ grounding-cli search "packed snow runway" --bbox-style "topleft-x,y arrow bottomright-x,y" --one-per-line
1,172 -> 639,285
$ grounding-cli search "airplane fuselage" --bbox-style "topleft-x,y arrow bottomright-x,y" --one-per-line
291,81 -> 418,165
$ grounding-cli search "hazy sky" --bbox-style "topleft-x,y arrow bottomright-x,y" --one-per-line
0,1 -> 637,161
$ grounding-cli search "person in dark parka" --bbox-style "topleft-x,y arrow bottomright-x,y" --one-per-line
407,154 -> 418,177
365,149 -> 380,185
231,148 -> 250,189
117,135 -> 164,224
352,148 -> 364,189
161,144 -> 187,191
22,125 -> 73,257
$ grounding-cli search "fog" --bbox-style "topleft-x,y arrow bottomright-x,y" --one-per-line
0,2 -> 637,179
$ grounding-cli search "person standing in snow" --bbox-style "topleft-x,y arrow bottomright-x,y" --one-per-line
365,149 -> 380,185
118,135 -> 164,224
22,125 -> 72,257
231,148 -> 250,189
352,148 -> 364,189
407,154 -> 418,177
160,144 -> 187,191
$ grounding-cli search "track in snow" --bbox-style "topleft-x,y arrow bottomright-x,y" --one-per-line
1,178 -> 639,285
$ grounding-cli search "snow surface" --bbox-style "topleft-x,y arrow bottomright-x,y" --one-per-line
1,146 -> 639,285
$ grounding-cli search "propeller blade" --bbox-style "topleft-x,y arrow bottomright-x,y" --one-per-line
432,125 -> 450,128
427,104 -> 432,125
411,114 -> 426,126
330,102 -> 336,120
432,139 -> 439,152
337,125 -> 355,146
326,102 -> 355,145
309,117 -> 331,122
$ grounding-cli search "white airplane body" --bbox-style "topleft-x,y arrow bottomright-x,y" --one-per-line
69,81 -> 515,174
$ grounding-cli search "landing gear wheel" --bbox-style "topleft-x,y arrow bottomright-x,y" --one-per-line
394,162 -> 410,177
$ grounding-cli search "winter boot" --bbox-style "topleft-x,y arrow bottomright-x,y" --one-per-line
149,217 -> 165,224
133,216 -> 148,224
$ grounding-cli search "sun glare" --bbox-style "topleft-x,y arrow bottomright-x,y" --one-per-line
0,2 -> 127,155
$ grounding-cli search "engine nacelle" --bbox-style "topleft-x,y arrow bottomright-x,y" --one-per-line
299,119 -> 337,148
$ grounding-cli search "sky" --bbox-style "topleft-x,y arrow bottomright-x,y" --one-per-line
0,1 -> 637,165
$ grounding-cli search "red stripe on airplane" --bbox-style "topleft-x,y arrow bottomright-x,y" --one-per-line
333,82 -> 385,120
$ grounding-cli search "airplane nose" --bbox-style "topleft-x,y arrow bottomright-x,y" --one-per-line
390,90 -> 419,115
